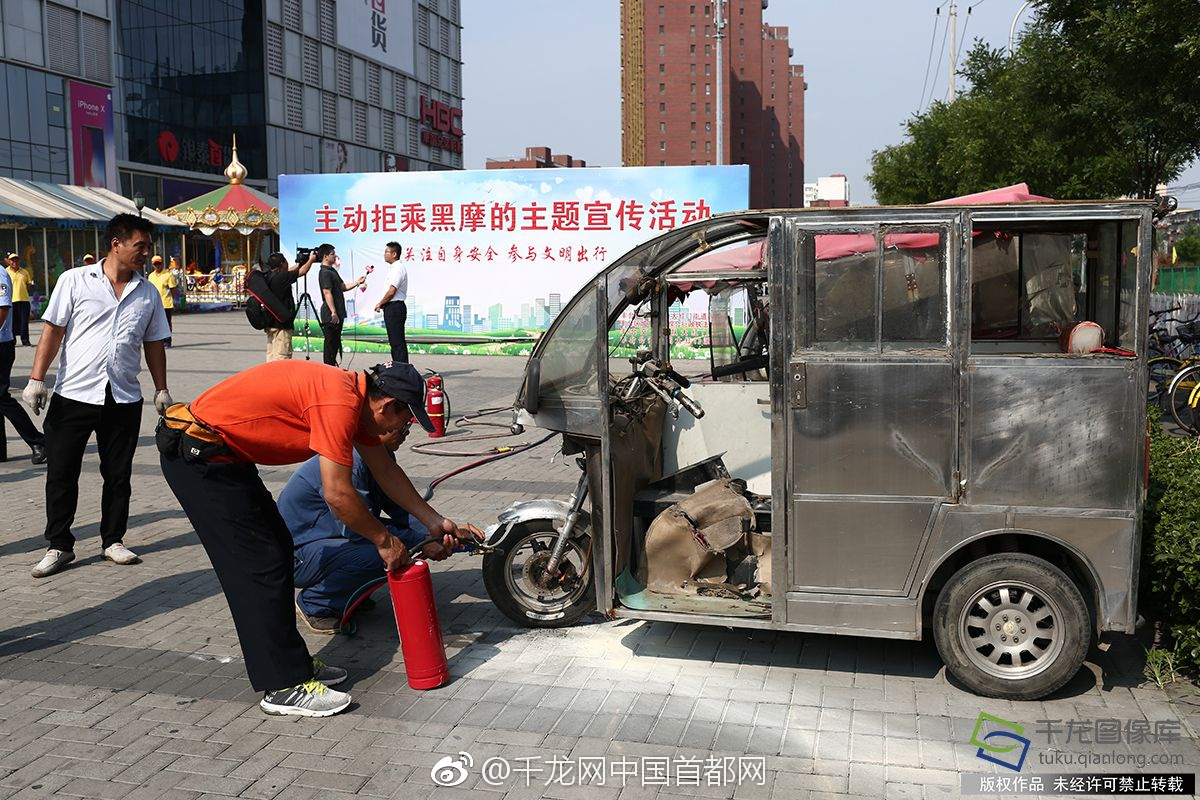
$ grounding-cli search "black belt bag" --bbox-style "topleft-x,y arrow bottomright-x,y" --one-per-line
156,403 -> 233,462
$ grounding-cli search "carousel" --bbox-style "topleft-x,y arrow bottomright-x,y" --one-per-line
161,136 -> 278,306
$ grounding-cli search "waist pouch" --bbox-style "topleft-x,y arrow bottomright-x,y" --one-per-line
156,403 -> 233,462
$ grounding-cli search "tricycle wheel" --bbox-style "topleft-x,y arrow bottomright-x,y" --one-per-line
933,554 -> 1090,700
482,523 -> 594,628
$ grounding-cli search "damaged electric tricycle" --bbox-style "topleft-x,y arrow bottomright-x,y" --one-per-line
482,197 -> 1162,701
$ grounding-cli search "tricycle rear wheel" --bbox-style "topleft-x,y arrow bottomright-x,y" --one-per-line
933,553 -> 1090,700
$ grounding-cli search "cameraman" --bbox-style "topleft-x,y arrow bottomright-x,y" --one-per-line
260,250 -> 316,361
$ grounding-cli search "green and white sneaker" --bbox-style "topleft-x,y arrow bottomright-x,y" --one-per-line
311,657 -> 347,686
260,679 -> 351,717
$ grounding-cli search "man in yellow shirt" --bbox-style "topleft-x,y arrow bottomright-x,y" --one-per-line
148,255 -> 178,347
6,254 -> 33,346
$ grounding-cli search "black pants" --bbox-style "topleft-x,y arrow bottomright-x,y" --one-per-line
383,301 -> 409,363
43,387 -> 142,551
160,450 -> 313,692
321,321 -> 342,366
12,301 -> 30,345
0,339 -> 43,450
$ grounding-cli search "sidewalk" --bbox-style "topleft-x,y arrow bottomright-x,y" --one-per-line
0,313 -> 1196,800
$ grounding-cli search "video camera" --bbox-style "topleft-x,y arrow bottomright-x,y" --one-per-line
296,246 -> 316,263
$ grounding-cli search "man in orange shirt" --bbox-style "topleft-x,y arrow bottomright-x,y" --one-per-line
159,360 -> 481,718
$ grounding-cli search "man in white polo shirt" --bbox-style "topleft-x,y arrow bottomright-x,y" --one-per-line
372,241 -> 408,363
22,213 -> 174,578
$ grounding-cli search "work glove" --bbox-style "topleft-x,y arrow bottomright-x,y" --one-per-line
154,389 -> 174,416
22,379 -> 48,416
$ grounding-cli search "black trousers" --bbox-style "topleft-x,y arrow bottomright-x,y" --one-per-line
383,301 -> 409,363
160,450 -> 313,691
43,387 -> 141,551
12,301 -> 30,345
0,339 -> 43,449
321,321 -> 342,366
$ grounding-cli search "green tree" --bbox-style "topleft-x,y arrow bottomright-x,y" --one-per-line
869,0 -> 1200,204
1174,224 -> 1200,264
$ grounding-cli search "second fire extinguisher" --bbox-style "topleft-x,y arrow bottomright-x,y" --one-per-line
425,374 -> 446,438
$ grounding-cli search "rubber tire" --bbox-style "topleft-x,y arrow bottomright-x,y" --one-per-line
1148,356 -> 1183,409
933,553 -> 1090,701
482,524 -> 595,629
1167,364 -> 1200,434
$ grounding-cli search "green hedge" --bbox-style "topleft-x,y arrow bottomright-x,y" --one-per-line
1143,405 -> 1200,671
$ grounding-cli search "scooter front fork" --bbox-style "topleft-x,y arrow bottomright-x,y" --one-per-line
544,469 -> 589,577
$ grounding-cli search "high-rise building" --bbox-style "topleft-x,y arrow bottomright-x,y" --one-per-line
486,146 -> 590,170
620,0 -> 805,208
548,293 -> 562,321
461,303 -> 472,333
443,295 -> 462,331
0,2 -> 465,206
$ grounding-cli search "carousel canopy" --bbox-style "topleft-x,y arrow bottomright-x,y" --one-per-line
161,136 -> 279,235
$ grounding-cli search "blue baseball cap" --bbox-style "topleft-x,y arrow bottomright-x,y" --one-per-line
370,362 -> 434,432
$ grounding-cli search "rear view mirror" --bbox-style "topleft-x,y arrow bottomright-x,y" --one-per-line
522,357 -> 541,414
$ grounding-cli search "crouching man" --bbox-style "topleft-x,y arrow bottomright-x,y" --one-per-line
159,360 -> 480,718
281,423 -> 453,634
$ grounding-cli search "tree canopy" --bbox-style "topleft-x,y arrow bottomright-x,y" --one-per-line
868,0 -> 1200,204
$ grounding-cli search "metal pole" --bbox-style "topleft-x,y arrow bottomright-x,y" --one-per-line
1008,0 -> 1033,56
713,0 -> 725,165
947,1 -> 957,101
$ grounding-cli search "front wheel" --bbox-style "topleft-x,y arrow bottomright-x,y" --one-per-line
1167,364 -> 1200,434
482,523 -> 594,628
933,554 -> 1090,700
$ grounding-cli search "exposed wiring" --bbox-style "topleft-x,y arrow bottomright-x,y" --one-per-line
926,6 -> 951,112
917,5 -> 944,113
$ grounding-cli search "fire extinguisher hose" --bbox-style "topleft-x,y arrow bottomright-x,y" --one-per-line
420,430 -> 559,500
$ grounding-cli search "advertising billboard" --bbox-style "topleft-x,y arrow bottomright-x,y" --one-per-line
69,81 -> 117,190
278,166 -> 749,355
337,0 -> 415,76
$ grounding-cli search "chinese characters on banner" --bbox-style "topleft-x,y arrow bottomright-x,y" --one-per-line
278,166 -> 749,335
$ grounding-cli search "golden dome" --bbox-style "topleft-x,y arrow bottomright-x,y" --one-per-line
224,134 -> 248,185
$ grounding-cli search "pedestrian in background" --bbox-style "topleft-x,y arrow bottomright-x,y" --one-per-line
0,265 -> 46,464
6,253 -> 34,346
23,213 -> 174,579
317,244 -> 366,366
260,250 -> 316,361
147,255 -> 177,347
81,254 -> 96,266
373,241 -> 409,363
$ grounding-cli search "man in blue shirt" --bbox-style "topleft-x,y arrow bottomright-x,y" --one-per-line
279,422 -> 448,633
0,266 -> 46,463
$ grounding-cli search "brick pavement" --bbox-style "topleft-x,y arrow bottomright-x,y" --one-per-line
0,313 -> 1197,800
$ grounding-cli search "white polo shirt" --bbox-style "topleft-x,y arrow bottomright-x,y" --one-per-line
42,260 -> 170,404
384,261 -> 408,302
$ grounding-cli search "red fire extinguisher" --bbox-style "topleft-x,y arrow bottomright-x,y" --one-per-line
425,375 -> 446,438
387,560 -> 450,690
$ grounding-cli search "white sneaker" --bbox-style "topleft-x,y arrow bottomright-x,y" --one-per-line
31,549 -> 74,578
260,679 -> 352,717
102,542 -> 140,565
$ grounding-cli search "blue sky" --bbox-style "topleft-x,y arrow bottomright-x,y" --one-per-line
461,0 -> 1200,206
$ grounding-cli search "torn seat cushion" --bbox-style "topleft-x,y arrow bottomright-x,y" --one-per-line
640,479 -> 755,594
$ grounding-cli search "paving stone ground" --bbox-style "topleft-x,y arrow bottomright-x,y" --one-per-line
0,313 -> 1197,800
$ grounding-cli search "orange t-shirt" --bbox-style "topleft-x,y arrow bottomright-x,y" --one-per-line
190,361 -> 380,466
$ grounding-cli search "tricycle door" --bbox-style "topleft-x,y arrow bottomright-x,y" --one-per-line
775,220 -> 958,601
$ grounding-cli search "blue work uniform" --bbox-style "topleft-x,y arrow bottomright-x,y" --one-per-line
279,451 -> 428,618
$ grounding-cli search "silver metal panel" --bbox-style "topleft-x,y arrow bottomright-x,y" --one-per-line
661,382 -> 772,495
966,361 -> 1141,510
1012,513 -> 1137,632
792,499 -> 936,593
783,592 -> 922,639
791,360 -> 956,497
769,217 -> 793,627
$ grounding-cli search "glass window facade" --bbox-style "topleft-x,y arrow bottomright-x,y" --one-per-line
116,1 -> 267,181
0,63 -> 70,182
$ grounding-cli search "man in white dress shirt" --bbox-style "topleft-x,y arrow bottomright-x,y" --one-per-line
373,242 -> 408,363
22,213 -> 174,578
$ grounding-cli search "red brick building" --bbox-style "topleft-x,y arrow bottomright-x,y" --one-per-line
620,0 -> 805,208
486,146 -> 589,170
